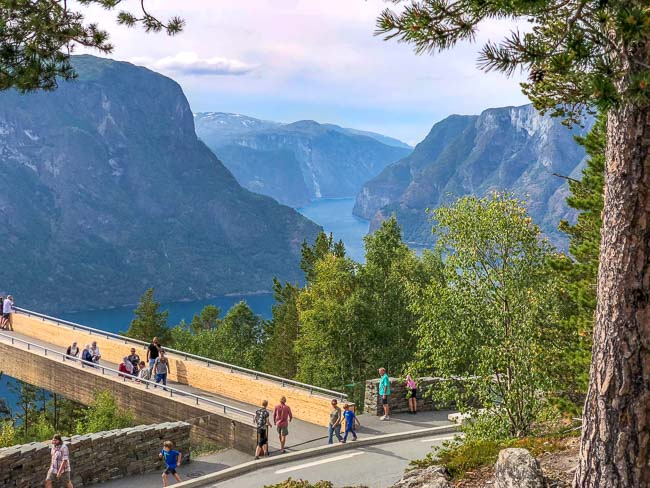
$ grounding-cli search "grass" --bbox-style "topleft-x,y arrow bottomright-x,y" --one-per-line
410,429 -> 578,480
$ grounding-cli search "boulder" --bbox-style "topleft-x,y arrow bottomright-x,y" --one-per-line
494,448 -> 545,488
391,465 -> 452,488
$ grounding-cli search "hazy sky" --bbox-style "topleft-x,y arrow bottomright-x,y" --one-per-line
78,0 -> 529,144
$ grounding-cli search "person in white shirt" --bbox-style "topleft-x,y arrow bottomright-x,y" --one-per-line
66,342 -> 80,358
3,295 -> 14,331
90,341 -> 101,363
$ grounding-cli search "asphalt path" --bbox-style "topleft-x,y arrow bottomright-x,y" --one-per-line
207,432 -> 458,488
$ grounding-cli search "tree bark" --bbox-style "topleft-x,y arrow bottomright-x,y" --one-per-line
573,104 -> 650,486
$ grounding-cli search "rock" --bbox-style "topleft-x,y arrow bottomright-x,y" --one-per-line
494,448 -> 545,488
391,465 -> 452,488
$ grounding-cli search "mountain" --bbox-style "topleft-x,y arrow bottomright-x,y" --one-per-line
194,113 -> 412,207
354,104 -> 592,248
0,55 -> 320,312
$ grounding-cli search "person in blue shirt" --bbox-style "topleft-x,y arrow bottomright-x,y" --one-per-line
159,440 -> 182,486
341,403 -> 360,443
378,367 -> 391,420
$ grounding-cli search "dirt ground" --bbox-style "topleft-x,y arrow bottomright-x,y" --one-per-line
452,438 -> 580,487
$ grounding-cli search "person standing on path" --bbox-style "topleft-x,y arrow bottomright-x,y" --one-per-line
147,337 -> 160,370
273,396 -> 292,453
159,440 -> 182,486
253,399 -> 271,459
406,374 -> 418,414
379,367 -> 391,420
3,295 -> 14,331
153,351 -> 170,388
341,403 -> 359,443
45,434 -> 73,488
327,399 -> 343,444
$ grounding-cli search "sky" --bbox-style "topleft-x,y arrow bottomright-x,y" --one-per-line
76,0 -> 529,145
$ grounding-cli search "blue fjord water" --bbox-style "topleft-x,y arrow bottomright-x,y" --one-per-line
1,198 -> 369,413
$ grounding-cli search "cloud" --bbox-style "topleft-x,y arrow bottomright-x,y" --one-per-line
138,52 -> 256,76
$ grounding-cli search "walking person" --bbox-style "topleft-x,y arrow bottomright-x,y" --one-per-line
45,434 -> 73,488
253,400 -> 271,459
379,367 -> 391,420
159,440 -> 182,486
127,347 -> 140,376
327,399 -> 343,444
153,351 -> 170,389
3,295 -> 14,331
341,403 -> 359,443
147,337 -> 161,371
273,396 -> 292,454
66,342 -> 80,358
406,374 -> 418,414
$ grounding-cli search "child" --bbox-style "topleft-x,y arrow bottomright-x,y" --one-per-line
341,403 -> 360,443
159,440 -> 182,486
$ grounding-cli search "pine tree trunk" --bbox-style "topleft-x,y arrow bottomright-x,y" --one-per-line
573,105 -> 650,487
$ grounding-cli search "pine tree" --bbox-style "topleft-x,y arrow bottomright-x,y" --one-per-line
377,2 -> 650,484
190,305 -> 221,334
124,288 -> 170,344
215,301 -> 265,370
264,278 -> 301,379
0,1 -> 183,92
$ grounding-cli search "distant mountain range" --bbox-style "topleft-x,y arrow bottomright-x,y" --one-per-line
354,104 -> 593,248
194,112 -> 412,207
0,56 -> 320,312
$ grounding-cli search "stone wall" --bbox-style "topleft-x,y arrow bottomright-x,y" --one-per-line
0,341 -> 258,452
0,422 -> 190,488
364,377 -> 445,415
14,313 -> 338,426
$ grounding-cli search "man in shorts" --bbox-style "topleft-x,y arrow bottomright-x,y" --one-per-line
159,440 -> 182,486
379,367 -> 391,420
273,396 -> 292,453
45,434 -> 73,488
254,399 -> 271,459
3,295 -> 13,331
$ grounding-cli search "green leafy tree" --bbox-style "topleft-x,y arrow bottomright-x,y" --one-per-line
76,391 -> 133,434
377,2 -> 650,483
214,301 -> 266,370
411,193 -> 569,437
190,305 -> 221,334
125,288 -> 171,343
264,278 -> 301,379
295,254 -> 364,391
0,420 -> 16,448
10,381 -> 41,440
0,0 -> 183,92
300,232 -> 346,283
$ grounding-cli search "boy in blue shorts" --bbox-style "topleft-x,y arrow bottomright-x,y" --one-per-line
341,403 -> 360,443
159,440 -> 182,486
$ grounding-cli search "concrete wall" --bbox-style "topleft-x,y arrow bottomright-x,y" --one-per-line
0,422 -> 190,487
14,313 -> 337,426
0,341 -> 257,452
364,377 -> 445,415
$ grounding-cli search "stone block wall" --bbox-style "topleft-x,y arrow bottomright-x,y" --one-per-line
14,313 -> 339,427
0,422 -> 190,488
364,376 -> 445,415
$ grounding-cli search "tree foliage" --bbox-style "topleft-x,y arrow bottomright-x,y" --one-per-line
75,391 -> 133,434
411,193 -> 571,436
125,288 -> 171,343
264,278 -> 301,378
0,0 -> 183,91
376,0 -> 650,122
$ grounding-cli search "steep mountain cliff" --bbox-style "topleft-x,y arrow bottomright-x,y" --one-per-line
0,55 -> 320,312
354,105 -> 592,248
194,113 -> 412,207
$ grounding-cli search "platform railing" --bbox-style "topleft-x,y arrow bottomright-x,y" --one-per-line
14,307 -> 348,399
0,330 -> 255,419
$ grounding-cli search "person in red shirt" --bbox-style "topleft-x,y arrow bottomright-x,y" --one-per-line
273,396 -> 293,454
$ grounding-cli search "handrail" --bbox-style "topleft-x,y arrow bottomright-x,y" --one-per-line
0,330 -> 255,419
15,307 -> 347,399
